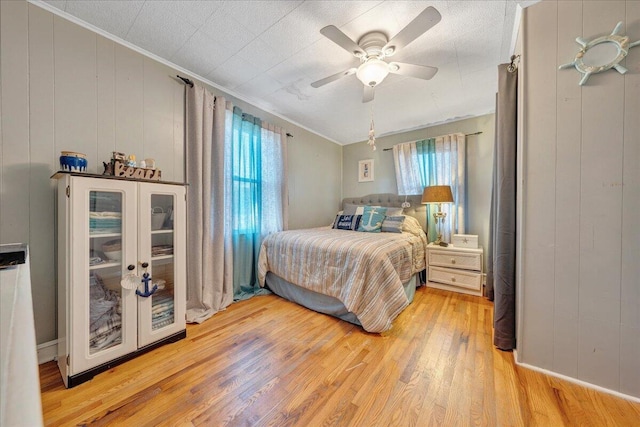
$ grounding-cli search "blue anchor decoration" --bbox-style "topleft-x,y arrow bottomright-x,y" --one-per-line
135,262 -> 157,298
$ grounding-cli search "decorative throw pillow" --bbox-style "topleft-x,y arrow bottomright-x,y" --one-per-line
381,215 -> 406,233
357,206 -> 388,233
330,211 -> 344,227
332,214 -> 362,231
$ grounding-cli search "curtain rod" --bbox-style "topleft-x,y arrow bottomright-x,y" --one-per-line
177,74 -> 294,138
508,55 -> 521,73
382,131 -> 483,151
177,75 -> 193,87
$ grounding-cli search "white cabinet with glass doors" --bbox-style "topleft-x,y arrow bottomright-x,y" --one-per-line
53,172 -> 186,388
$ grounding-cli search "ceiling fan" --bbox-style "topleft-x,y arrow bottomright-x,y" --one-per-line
311,6 -> 441,103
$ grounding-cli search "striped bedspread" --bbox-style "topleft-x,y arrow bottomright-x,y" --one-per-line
258,223 -> 427,332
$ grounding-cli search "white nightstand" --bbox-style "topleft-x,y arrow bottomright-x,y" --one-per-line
426,243 -> 484,296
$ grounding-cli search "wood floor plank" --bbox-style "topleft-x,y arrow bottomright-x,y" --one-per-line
40,287 -> 640,426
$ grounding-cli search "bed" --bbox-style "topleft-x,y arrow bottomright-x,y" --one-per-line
258,194 -> 428,333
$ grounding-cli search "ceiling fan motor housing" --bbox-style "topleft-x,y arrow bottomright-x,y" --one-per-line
358,31 -> 389,58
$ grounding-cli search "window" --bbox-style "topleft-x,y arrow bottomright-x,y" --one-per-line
230,113 -> 261,235
393,134 -> 467,241
226,107 -> 287,299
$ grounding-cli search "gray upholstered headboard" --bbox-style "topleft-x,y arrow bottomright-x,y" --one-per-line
341,193 -> 427,232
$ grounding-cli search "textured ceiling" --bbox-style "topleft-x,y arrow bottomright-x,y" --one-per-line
37,0 -> 537,145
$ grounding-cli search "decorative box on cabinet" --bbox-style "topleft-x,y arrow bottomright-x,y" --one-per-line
52,172 -> 186,388
427,243 -> 483,296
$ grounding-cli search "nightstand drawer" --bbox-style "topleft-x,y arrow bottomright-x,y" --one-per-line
428,250 -> 482,271
428,266 -> 482,291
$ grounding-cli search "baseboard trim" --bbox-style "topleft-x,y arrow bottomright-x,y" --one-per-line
512,351 -> 640,404
37,339 -> 57,364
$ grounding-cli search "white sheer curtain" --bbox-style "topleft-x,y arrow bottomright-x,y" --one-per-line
435,133 -> 466,241
393,142 -> 422,195
393,133 -> 466,242
261,122 -> 289,236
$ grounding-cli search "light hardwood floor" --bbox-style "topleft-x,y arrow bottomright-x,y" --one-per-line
40,286 -> 640,426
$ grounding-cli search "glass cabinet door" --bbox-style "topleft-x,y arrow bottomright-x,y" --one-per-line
88,190 -> 124,354
149,193 -> 176,331
70,178 -> 137,374
137,183 -> 186,347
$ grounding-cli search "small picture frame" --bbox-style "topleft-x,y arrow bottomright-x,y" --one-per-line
358,159 -> 374,182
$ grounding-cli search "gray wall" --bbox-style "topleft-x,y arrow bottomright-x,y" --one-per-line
519,0 -> 639,397
342,114 -> 495,253
0,1 -> 342,345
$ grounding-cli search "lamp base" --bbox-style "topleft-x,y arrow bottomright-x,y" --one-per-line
432,210 -> 446,246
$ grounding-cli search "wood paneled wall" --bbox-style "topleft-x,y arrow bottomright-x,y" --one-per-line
520,0 -> 639,398
1,2 -> 185,344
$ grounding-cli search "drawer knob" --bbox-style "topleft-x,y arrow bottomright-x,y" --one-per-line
451,277 -> 456,282
451,258 -> 456,264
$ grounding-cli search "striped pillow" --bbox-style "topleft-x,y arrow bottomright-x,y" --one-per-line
381,215 -> 405,233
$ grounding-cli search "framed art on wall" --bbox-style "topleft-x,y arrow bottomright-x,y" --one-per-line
358,159 -> 374,182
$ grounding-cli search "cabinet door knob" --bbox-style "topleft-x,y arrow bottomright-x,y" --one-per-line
141,262 -> 149,269
451,258 -> 456,264
127,264 -> 135,271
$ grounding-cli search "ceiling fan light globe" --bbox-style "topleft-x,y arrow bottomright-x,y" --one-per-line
356,59 -> 390,87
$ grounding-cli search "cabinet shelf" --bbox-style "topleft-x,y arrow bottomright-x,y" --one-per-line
89,232 -> 122,239
151,229 -> 173,235
152,254 -> 174,264
89,261 -> 120,270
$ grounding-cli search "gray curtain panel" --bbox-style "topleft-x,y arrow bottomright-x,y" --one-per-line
185,85 -> 234,323
487,63 -> 517,350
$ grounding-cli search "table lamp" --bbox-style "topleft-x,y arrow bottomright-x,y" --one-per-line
421,185 -> 454,245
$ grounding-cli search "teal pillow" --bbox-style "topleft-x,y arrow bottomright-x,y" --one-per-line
357,206 -> 387,233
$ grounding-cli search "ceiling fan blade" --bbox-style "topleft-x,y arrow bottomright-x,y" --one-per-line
383,7 -> 441,56
363,85 -> 375,103
311,68 -> 357,88
320,25 -> 366,57
388,62 -> 438,80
